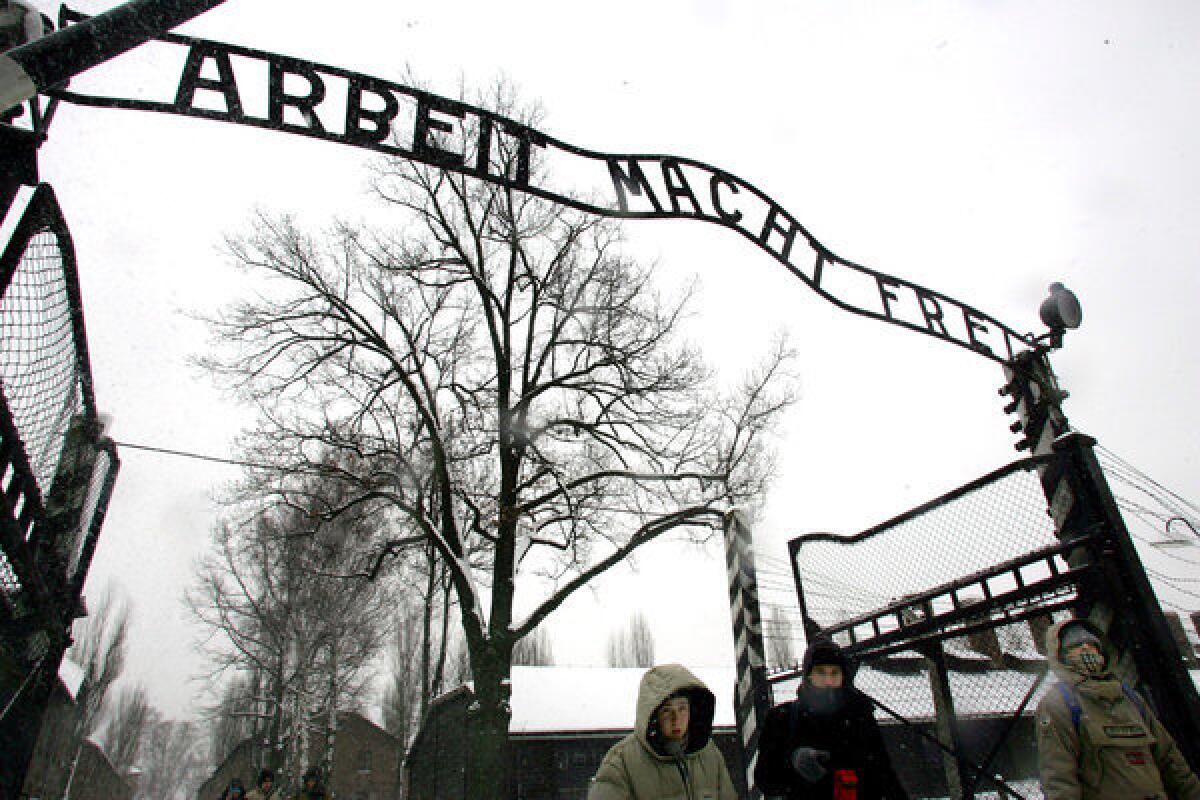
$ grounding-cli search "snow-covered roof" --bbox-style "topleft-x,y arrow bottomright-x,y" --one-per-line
770,664 -> 1053,721
508,666 -> 736,735
499,664 -> 1200,734
776,665 -> 1200,721
58,655 -> 85,702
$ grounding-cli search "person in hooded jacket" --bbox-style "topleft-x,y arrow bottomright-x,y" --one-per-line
1036,618 -> 1200,800
289,767 -> 327,800
588,663 -> 739,800
218,778 -> 246,800
246,768 -> 279,800
755,638 -> 907,800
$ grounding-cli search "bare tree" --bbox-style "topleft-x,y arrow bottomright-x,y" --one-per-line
188,499 -> 392,785
205,671 -> 258,768
382,549 -> 465,747
190,516 -> 301,774
135,716 -> 207,800
203,84 -> 795,800
40,586 -> 132,799
381,605 -> 423,747
606,611 -> 656,668
69,587 -> 130,740
101,683 -> 152,776
765,605 -> 797,672
512,625 -> 554,667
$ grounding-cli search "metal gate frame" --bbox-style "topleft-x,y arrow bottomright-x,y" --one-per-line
781,444 -> 1200,799
0,177 -> 120,798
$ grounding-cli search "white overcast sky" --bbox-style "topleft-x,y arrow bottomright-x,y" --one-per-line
25,0 -> 1200,719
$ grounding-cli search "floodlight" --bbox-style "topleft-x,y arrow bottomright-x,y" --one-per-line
1039,282 -> 1083,332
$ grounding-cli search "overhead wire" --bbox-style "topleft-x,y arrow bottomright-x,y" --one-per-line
113,439 -> 287,470
1127,527 -> 1200,568
757,559 -> 892,602
1144,568 -> 1200,600
1098,445 -> 1200,518
113,438 -> 1200,621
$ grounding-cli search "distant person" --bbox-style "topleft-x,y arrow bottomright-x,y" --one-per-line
290,767 -> 327,800
755,637 -> 907,800
219,778 -> 246,800
1036,618 -> 1200,800
588,663 -> 738,799
246,768 -> 279,800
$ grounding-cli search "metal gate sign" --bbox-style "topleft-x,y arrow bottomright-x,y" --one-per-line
48,8 -> 1036,364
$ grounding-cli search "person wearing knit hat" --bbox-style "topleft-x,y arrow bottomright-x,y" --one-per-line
1036,618 -> 1200,800
754,637 -> 908,800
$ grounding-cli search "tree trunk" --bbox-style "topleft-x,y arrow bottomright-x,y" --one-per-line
267,668 -> 286,771
419,549 -> 435,715
432,570 -> 452,693
465,653 -> 513,800
323,642 -> 339,783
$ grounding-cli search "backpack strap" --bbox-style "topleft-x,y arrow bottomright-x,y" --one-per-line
1055,681 -> 1083,733
1055,680 -> 1152,733
1120,682 -> 1152,725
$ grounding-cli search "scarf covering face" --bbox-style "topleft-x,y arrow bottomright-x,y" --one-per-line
1070,648 -> 1106,675
800,683 -> 847,716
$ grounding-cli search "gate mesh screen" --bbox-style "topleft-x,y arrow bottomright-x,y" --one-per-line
0,184 -> 113,660
792,462 -> 1061,634
0,229 -> 89,498
781,457 -> 1090,799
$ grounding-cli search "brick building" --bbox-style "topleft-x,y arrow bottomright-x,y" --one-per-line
196,712 -> 403,800
21,658 -> 133,800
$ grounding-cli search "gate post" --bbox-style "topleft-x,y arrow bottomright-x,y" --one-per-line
724,510 -> 772,800
1001,350 -> 1200,769
1052,433 -> 1200,766
916,595 -> 969,800
0,124 -> 38,212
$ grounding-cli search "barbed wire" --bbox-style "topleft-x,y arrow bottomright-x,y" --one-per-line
1098,445 -> 1200,518
1127,526 -> 1200,568
1144,568 -> 1200,601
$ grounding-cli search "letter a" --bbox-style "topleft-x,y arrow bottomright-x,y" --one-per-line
174,43 -> 245,121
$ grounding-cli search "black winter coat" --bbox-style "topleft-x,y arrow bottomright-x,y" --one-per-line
754,688 -> 908,800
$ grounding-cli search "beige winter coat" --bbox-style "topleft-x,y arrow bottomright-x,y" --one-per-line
588,664 -> 738,800
1036,619 -> 1200,800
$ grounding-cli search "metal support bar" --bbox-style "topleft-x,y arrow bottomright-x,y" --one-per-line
1053,433 -> 1200,769
972,669 -> 1048,789
924,639 -> 969,800
1,0 -> 227,110
869,695 -> 1031,800
816,536 -> 1095,651
1002,349 -> 1200,770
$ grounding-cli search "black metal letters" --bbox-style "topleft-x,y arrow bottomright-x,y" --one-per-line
50,21 -> 1035,362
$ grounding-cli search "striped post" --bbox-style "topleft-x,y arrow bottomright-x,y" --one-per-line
724,509 -> 771,800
